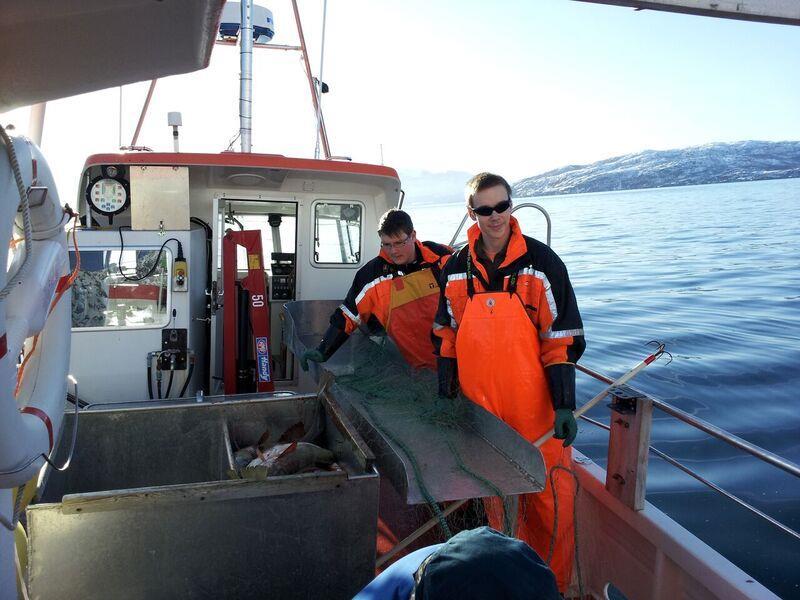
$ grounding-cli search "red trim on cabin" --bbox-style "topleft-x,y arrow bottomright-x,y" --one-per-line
21,406 -> 54,452
0,334 -> 6,359
83,153 -> 400,181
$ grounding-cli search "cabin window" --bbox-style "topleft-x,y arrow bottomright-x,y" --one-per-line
313,201 -> 363,264
69,248 -> 172,330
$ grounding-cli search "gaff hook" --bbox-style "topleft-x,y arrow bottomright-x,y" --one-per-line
645,340 -> 672,365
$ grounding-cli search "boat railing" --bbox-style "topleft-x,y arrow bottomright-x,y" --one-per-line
447,202 -> 552,248
575,363 -> 800,542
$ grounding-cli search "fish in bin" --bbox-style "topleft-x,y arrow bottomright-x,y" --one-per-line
230,420 -> 339,479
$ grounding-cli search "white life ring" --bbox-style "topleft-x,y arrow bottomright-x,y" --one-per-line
0,133 -> 71,489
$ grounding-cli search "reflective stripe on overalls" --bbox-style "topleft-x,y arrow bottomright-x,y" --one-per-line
454,251 -> 575,591
385,267 -> 441,371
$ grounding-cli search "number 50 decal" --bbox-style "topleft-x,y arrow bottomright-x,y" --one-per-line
252,294 -> 265,308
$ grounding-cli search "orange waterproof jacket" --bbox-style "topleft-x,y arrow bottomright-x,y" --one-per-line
433,218 -> 585,409
329,240 -> 452,367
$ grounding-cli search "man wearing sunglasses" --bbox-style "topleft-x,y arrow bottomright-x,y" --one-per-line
432,172 -> 585,592
301,208 -> 452,372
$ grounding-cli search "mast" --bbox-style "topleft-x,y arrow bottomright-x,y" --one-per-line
27,103 -> 47,147
240,0 -> 254,153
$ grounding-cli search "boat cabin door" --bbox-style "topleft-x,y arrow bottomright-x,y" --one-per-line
210,196 -> 298,393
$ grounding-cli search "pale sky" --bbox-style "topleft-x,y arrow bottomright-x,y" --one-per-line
2,0 -> 799,204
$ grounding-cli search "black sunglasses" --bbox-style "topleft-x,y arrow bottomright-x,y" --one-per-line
471,199 -> 512,217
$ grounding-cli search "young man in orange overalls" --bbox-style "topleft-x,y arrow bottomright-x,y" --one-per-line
433,172 -> 585,592
302,208 -> 452,561
301,208 -> 451,372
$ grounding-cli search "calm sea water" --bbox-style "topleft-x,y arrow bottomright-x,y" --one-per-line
408,178 -> 800,598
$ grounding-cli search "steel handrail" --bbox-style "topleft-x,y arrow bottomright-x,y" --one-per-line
448,212 -> 469,247
511,202 -> 551,247
579,414 -> 800,542
447,202 -> 553,247
576,363 -> 800,480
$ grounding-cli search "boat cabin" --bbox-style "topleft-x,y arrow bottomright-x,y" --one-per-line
70,152 -> 399,403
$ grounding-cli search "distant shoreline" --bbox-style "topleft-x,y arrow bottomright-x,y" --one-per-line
404,176 -> 800,206
514,172 -> 800,198
512,140 -> 800,198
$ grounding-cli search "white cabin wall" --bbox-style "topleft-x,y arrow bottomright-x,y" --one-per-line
68,229 -> 204,404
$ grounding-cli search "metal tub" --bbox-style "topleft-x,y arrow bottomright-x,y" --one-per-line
27,394 -> 378,600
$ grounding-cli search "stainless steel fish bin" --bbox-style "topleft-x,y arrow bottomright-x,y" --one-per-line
27,393 -> 379,600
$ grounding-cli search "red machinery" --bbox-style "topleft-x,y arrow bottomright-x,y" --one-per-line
222,230 -> 274,393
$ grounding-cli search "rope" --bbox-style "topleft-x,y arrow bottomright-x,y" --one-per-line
0,124 -> 34,299
545,464 -> 583,598
0,485 -> 26,532
15,528 -> 30,600
444,436 -> 514,535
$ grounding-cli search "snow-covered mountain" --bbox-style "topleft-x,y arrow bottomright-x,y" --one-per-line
513,141 -> 800,197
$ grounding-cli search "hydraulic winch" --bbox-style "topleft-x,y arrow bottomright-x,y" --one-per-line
222,229 -> 274,393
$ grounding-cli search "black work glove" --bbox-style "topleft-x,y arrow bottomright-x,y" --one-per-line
553,408 -> 578,447
300,324 -> 350,371
437,357 -> 459,399
300,349 -> 325,371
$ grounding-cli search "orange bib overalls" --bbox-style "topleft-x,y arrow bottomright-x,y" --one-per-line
455,263 -> 576,591
385,267 -> 441,371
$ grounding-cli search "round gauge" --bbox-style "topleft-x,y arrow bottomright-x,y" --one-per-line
86,176 -> 129,216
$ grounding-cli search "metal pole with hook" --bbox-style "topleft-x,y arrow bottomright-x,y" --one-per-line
534,342 -> 668,448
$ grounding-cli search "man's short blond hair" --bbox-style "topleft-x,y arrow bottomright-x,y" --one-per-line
465,172 -> 512,207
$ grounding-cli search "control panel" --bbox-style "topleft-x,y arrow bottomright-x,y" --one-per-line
270,252 -> 295,301
173,258 -> 188,292
161,328 -> 188,370
85,164 -> 130,226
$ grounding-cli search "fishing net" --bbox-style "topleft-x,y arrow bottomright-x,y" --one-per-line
336,336 -> 517,546
332,334 -> 583,595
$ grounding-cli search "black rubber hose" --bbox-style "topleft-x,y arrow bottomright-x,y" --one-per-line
156,377 -> 162,400
147,363 -> 154,400
190,218 -> 212,395
66,391 -> 89,408
179,358 -> 196,398
117,226 -> 182,282
164,370 -> 175,398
